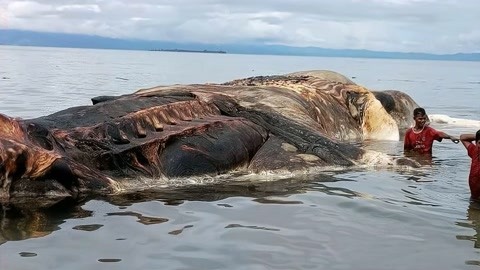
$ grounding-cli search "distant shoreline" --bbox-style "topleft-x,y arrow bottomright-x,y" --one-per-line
150,49 -> 227,54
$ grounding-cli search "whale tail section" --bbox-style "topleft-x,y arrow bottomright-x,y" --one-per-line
429,114 -> 480,128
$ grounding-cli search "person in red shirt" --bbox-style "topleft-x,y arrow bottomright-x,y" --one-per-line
460,130 -> 480,201
404,107 -> 459,157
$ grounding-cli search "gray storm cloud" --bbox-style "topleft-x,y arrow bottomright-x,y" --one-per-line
0,0 -> 479,53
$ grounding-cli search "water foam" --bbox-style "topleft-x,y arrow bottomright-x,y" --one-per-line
110,166 -> 355,194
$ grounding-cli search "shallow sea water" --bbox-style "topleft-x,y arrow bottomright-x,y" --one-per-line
1,46 -> 480,270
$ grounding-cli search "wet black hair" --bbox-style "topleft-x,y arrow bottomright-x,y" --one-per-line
476,130 -> 480,142
413,107 -> 426,117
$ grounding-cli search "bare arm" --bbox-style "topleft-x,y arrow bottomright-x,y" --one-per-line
460,133 -> 475,149
437,131 -> 459,144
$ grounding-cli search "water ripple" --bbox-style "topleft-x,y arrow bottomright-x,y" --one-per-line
105,211 -> 169,225
225,224 -> 280,231
72,224 -> 104,232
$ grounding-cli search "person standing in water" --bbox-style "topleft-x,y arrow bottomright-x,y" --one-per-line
404,107 -> 459,156
460,130 -> 480,201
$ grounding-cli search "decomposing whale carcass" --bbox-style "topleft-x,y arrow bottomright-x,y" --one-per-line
0,70 -> 420,202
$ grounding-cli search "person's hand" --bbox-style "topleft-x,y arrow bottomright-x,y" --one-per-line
451,138 -> 460,144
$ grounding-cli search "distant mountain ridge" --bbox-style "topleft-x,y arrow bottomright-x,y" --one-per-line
1,29 -> 479,61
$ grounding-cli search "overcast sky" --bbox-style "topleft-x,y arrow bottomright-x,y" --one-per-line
0,0 -> 479,54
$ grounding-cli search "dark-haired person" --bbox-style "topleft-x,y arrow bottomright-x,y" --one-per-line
404,107 -> 459,156
460,130 -> 480,201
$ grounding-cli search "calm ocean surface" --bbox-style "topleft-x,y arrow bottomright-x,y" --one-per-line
0,45 -> 480,270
